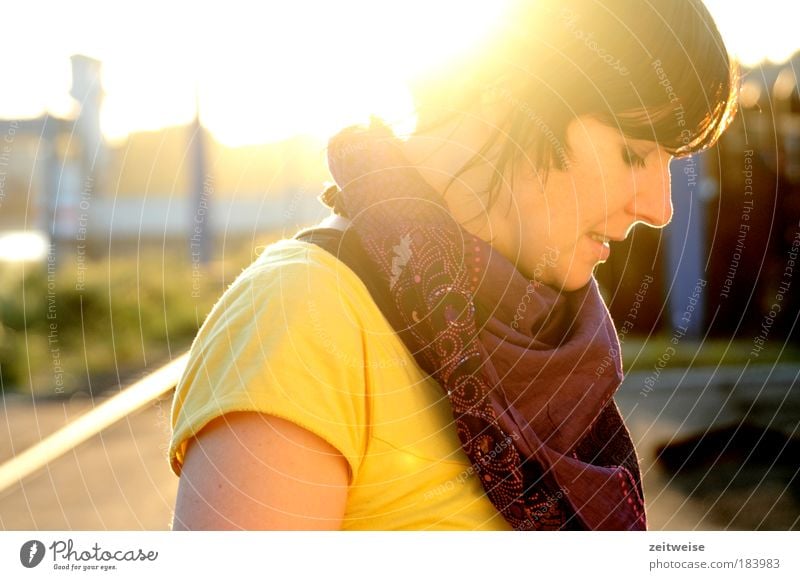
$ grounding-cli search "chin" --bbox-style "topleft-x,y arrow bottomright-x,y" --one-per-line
554,271 -> 594,292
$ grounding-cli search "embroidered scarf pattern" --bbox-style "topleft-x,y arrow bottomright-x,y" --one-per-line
321,119 -> 646,530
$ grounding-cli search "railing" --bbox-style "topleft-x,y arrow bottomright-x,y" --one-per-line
0,353 -> 188,495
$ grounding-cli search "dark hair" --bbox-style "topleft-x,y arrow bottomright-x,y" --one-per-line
408,0 -> 740,209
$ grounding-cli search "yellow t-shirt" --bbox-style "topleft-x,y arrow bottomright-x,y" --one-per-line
169,237 -> 513,530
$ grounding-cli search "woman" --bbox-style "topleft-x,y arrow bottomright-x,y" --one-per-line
169,0 -> 738,530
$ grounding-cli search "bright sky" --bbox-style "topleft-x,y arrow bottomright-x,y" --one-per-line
2,0 -> 798,147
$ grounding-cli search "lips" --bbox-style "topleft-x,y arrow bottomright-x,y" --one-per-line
586,233 -> 611,261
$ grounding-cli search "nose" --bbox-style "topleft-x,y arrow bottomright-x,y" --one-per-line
629,150 -> 673,228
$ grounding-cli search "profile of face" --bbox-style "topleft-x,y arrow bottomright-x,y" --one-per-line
404,0 -> 735,293
494,115 -> 675,292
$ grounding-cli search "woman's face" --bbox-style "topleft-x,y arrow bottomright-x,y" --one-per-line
495,115 -> 675,291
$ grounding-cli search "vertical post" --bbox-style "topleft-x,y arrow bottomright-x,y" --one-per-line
189,88 -> 212,267
666,153 -> 710,339
63,55 -> 105,269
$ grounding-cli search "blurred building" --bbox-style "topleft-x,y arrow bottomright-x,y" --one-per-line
0,57 -> 106,254
0,56 -> 329,264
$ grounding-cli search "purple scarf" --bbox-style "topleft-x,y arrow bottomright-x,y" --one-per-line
322,118 -> 646,530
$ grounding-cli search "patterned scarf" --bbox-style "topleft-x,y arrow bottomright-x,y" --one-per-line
318,118 -> 646,530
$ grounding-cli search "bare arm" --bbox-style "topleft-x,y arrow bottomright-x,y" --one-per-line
172,412 -> 350,530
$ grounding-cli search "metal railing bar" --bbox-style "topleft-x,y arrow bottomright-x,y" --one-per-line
0,352 -> 188,495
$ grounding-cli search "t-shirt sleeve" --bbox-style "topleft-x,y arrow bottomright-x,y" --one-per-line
168,242 -> 370,483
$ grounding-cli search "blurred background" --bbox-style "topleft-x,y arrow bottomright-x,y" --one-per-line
1,0 -> 799,531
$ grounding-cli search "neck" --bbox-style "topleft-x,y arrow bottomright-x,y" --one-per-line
318,213 -> 351,232
400,117 -> 505,242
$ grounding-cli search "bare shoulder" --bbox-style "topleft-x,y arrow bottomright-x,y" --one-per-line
172,411 -> 349,530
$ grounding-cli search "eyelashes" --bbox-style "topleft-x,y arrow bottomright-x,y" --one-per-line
622,147 -> 647,168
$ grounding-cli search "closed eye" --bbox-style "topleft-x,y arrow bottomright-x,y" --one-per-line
622,147 -> 647,168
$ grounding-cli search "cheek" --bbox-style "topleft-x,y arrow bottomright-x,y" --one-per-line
557,175 -> 593,223
547,200 -> 583,242
602,174 -> 637,211
573,161 -> 631,219
536,187 -> 580,233
513,172 -> 594,251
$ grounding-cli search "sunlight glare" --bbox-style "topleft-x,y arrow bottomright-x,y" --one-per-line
0,1 -> 798,146
703,0 -> 800,66
0,232 -> 50,263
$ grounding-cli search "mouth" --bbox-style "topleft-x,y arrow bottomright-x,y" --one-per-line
589,232 -> 612,244
586,232 -> 612,261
